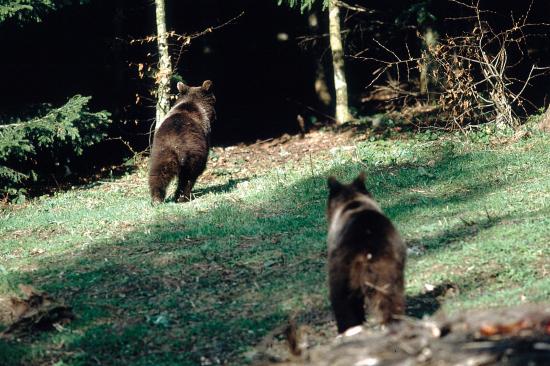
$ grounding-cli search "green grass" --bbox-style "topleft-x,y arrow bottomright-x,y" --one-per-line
1,129 -> 549,365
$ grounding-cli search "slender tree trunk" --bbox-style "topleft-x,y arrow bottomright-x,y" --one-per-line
328,0 -> 352,124
419,28 -> 437,96
154,0 -> 172,130
308,13 -> 332,108
539,105 -> 550,132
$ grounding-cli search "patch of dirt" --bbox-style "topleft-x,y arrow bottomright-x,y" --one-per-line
202,129 -> 363,187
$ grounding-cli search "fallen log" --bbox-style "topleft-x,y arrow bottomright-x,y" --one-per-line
262,304 -> 550,366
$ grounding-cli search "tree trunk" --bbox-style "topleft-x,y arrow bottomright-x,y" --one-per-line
419,28 -> 437,96
308,13 -> 332,109
539,105 -> 550,132
154,0 -> 172,130
328,0 -> 352,124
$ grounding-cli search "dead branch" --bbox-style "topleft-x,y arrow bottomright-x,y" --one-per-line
335,1 -> 372,14
358,0 -> 550,130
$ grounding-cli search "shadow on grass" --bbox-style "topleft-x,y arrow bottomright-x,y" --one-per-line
0,144 -> 534,365
179,177 -> 250,201
163,177 -> 249,202
407,214 -> 506,254
405,282 -> 456,318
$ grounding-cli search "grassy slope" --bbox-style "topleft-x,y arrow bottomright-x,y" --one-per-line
0,130 -> 549,365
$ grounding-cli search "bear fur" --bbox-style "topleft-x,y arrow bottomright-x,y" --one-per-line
326,173 -> 406,333
148,80 -> 216,203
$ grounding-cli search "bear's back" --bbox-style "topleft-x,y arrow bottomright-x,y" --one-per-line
153,103 -> 209,153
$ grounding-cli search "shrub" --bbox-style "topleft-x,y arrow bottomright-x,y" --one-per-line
0,1 -> 90,24
0,95 -> 110,201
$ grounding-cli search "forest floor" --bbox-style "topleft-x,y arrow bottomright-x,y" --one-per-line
0,124 -> 549,365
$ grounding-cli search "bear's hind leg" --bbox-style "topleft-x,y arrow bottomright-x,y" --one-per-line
149,159 -> 177,204
372,289 -> 405,324
330,271 -> 365,333
180,177 -> 197,202
149,176 -> 169,204
174,172 -> 189,203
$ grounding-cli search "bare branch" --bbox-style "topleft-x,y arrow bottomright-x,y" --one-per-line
335,1 -> 372,14
359,0 -> 550,130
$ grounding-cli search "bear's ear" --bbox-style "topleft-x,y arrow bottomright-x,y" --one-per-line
352,172 -> 370,195
202,80 -> 213,92
177,82 -> 189,94
327,176 -> 344,195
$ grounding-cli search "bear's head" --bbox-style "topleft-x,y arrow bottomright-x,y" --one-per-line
326,173 -> 381,222
175,80 -> 216,122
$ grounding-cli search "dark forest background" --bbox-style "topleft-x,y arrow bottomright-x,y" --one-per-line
1,0 -> 549,198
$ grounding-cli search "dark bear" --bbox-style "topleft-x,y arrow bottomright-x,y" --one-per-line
148,80 -> 216,203
326,173 -> 406,333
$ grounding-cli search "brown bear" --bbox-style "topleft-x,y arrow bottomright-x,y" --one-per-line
326,173 -> 406,333
148,80 -> 216,203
